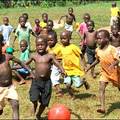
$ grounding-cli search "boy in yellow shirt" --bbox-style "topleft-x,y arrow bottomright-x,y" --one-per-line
60,31 -> 89,99
110,2 -> 120,26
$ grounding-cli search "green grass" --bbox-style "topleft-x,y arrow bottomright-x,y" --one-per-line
0,1 -> 120,119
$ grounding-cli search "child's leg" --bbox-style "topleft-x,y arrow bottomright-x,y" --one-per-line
36,104 -> 46,119
31,101 -> 38,115
8,99 -> 19,120
12,70 -> 26,85
97,81 -> 107,113
64,76 -> 74,97
51,65 -> 62,96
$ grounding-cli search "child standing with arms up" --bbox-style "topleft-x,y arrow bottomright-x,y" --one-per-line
47,32 -> 63,96
26,37 -> 65,119
84,20 -> 97,78
60,31 -> 89,99
0,17 -> 13,53
86,30 -> 120,113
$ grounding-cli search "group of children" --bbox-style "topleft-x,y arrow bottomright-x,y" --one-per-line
0,2 -> 120,119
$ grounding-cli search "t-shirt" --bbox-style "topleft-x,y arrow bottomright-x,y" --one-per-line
40,21 -> 47,28
47,43 -> 62,60
0,24 -> 13,41
78,22 -> 88,36
20,49 -> 29,62
111,7 -> 119,17
96,45 -> 120,85
15,26 -> 31,44
17,22 -> 32,30
61,44 -> 85,76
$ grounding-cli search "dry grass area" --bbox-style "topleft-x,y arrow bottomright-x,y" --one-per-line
0,1 -> 120,119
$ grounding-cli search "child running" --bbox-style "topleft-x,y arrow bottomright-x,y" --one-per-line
47,32 -> 63,96
60,31 -> 89,99
86,29 -> 120,113
110,24 -> 120,47
0,17 -> 13,53
0,37 -> 34,119
58,7 -> 76,36
77,13 -> 91,55
13,16 -> 36,49
12,40 -> 30,85
84,20 -> 97,78
26,36 -> 65,119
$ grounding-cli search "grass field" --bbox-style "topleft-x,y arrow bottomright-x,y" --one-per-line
0,1 -> 120,119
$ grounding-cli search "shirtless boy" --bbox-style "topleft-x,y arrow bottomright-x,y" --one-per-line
58,7 -> 76,36
26,37 -> 65,119
0,38 -> 33,119
110,24 -> 120,47
84,20 -> 97,78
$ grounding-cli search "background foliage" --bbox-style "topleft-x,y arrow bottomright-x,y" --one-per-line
0,0 -> 116,8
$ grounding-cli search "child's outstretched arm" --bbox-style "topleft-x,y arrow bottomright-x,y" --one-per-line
58,15 -> 66,24
30,29 -> 38,37
11,55 -> 35,78
85,59 -> 99,72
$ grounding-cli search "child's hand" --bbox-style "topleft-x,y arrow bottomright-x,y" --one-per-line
61,70 -> 67,78
85,67 -> 89,73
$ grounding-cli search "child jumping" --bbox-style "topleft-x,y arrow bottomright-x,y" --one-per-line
86,29 -> 120,113
26,36 -> 65,119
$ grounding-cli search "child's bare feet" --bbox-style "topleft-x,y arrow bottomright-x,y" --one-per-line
83,81 -> 90,90
56,91 -> 64,97
97,108 -> 105,114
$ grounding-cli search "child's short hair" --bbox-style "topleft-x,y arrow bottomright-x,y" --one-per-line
42,13 -> 48,17
22,13 -> 28,20
98,29 -> 110,39
20,40 -> 28,46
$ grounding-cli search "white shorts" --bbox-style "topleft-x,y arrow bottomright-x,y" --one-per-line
64,23 -> 73,32
51,65 -> 61,86
0,85 -> 18,110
